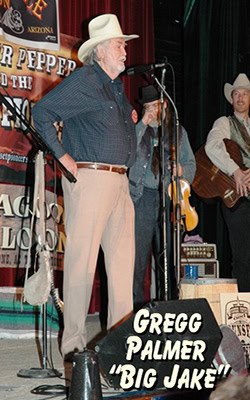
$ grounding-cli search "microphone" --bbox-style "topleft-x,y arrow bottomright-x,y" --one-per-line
126,61 -> 168,75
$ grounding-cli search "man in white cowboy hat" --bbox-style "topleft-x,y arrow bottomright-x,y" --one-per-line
205,73 -> 250,292
32,14 -> 139,361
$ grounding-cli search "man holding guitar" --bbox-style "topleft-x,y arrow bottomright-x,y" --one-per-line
205,73 -> 250,292
129,85 -> 196,309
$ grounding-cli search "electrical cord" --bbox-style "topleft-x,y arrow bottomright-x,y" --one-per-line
29,301 -> 70,398
31,383 -> 68,398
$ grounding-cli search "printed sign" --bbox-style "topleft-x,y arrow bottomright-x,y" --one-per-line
0,0 -> 60,50
221,293 -> 250,363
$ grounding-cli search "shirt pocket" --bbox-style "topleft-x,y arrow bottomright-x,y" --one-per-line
86,100 -> 120,128
101,100 -> 121,128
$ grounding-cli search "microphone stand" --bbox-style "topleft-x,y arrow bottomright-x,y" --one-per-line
153,73 -> 182,299
0,90 -> 75,378
157,67 -> 170,301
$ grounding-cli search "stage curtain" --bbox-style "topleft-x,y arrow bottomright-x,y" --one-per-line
58,0 -> 155,109
183,0 -> 249,278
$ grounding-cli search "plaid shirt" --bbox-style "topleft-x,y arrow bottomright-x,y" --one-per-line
32,63 -> 137,167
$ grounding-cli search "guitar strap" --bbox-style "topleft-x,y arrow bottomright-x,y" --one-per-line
228,115 -> 250,168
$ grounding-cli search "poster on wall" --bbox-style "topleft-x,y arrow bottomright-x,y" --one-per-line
0,1 -> 82,282
0,32 -> 81,186
0,0 -> 60,50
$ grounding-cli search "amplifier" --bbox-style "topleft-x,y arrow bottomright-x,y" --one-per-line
180,259 -> 219,278
181,243 -> 217,259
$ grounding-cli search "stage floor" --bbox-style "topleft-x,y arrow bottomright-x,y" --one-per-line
0,313 -> 216,400
0,313 -> 102,400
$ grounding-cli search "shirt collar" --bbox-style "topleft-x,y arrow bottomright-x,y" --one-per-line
93,62 -> 122,86
234,111 -> 250,126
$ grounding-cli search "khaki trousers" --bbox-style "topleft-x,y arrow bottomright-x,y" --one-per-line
61,168 -> 135,356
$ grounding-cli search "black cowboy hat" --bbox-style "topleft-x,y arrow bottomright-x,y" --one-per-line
138,85 -> 161,104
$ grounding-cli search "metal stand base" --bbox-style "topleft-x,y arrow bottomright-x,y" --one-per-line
17,304 -> 62,380
17,367 -> 62,378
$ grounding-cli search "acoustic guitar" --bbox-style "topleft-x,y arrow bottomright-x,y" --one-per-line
192,139 -> 247,208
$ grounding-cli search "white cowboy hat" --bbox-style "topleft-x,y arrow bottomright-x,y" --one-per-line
78,14 -> 139,62
224,73 -> 250,103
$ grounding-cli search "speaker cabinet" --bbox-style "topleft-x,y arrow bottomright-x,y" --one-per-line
95,299 -> 222,389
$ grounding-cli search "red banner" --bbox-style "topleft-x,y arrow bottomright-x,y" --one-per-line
0,22 -> 82,280
0,33 -> 81,186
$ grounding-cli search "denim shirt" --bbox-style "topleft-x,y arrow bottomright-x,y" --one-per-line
129,120 -> 196,202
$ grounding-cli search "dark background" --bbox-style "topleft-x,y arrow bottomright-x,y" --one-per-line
153,0 -> 250,280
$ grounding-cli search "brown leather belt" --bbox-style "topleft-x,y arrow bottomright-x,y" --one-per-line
76,163 -> 127,175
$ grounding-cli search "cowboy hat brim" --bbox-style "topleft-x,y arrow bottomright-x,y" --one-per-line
78,33 -> 139,62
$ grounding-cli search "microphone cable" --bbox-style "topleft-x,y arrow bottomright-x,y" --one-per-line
31,383 -> 68,398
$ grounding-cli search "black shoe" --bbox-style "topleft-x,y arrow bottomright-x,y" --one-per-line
64,348 -> 79,363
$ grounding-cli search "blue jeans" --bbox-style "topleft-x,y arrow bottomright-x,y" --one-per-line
133,187 -> 162,309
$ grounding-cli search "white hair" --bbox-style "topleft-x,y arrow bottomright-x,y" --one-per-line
84,40 -> 110,65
